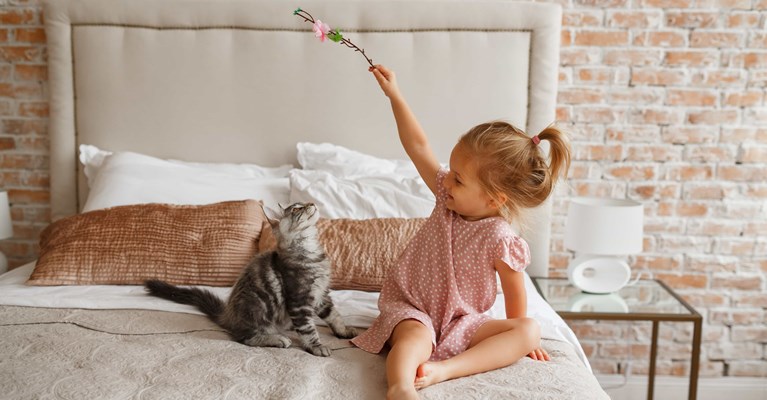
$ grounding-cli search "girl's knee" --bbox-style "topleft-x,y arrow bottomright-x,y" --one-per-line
389,319 -> 432,347
519,318 -> 541,347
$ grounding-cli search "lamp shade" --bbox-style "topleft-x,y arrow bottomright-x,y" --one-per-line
564,197 -> 643,255
0,191 -> 12,240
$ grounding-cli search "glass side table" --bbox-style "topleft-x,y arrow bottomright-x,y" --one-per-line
531,277 -> 703,400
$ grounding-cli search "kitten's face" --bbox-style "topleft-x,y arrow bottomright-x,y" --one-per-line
279,202 -> 320,231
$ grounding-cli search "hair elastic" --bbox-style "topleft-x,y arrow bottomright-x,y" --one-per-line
531,135 -> 541,145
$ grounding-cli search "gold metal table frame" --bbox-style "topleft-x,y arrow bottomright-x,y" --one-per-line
532,277 -> 703,400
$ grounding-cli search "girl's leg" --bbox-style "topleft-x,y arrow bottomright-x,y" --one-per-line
386,319 -> 433,400
415,317 -> 540,389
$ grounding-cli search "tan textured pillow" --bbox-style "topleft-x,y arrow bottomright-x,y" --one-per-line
318,218 -> 425,291
28,200 -> 266,286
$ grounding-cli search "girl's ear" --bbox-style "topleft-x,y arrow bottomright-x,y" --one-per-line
489,193 -> 508,209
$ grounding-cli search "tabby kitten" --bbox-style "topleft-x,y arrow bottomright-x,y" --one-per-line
145,202 -> 357,357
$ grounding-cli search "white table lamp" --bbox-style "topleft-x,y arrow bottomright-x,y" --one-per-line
564,197 -> 643,294
0,191 -> 13,274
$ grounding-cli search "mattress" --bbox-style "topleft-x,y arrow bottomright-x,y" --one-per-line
0,263 -> 609,399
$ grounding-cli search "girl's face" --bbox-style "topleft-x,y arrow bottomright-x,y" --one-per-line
444,144 -> 502,221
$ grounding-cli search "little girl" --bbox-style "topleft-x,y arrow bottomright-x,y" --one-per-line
351,65 -> 571,400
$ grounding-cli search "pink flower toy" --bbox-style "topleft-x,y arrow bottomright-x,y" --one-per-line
294,7 -> 374,67
313,19 -> 330,42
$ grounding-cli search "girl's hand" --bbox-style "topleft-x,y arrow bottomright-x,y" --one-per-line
528,347 -> 551,361
368,64 -> 401,99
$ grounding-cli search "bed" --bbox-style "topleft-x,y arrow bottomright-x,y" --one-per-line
0,0 -> 610,398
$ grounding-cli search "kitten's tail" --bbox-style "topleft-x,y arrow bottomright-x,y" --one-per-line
144,279 -> 225,321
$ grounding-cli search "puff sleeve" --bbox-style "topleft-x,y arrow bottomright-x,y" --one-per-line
496,235 -> 531,272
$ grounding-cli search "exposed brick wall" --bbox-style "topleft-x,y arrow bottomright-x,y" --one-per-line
547,0 -> 767,379
0,1 -> 50,269
0,0 -> 764,379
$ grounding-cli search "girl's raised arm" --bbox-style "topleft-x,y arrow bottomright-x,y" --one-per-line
370,65 -> 441,195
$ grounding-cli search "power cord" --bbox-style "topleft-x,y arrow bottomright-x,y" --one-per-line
599,267 -> 652,390
626,268 -> 654,287
599,320 -> 633,390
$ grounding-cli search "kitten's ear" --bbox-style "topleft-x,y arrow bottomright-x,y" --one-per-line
262,205 -> 281,226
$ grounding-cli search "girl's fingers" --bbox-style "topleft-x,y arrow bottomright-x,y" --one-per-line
371,68 -> 387,86
528,348 -> 550,361
374,64 -> 393,79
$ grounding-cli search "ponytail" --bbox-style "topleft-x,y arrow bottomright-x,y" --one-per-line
535,123 -> 571,189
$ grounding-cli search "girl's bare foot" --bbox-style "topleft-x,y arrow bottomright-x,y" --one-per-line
414,361 -> 450,389
387,383 -> 419,400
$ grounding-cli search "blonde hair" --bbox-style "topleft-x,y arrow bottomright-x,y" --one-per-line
458,121 -> 571,223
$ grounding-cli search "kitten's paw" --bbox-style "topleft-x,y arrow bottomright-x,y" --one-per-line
306,345 -> 331,357
336,326 -> 358,339
244,334 -> 291,348
275,335 -> 292,348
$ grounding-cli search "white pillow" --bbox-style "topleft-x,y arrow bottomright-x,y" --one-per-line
289,169 -> 434,219
80,145 -> 292,212
79,144 -> 112,188
80,144 -> 292,186
297,142 -> 419,177
293,142 -> 439,218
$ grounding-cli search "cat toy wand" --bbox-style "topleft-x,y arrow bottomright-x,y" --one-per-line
293,8 -> 374,68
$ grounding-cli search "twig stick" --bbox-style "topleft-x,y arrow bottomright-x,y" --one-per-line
294,8 -> 374,67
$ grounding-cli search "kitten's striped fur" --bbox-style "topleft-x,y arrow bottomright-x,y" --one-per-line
145,203 -> 357,357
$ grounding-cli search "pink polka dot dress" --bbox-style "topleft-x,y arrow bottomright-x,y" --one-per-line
351,168 -> 531,361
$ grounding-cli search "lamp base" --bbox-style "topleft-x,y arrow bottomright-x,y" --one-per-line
567,292 -> 629,313
567,255 -> 631,294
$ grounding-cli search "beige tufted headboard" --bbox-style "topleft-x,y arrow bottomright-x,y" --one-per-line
44,0 -> 562,276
